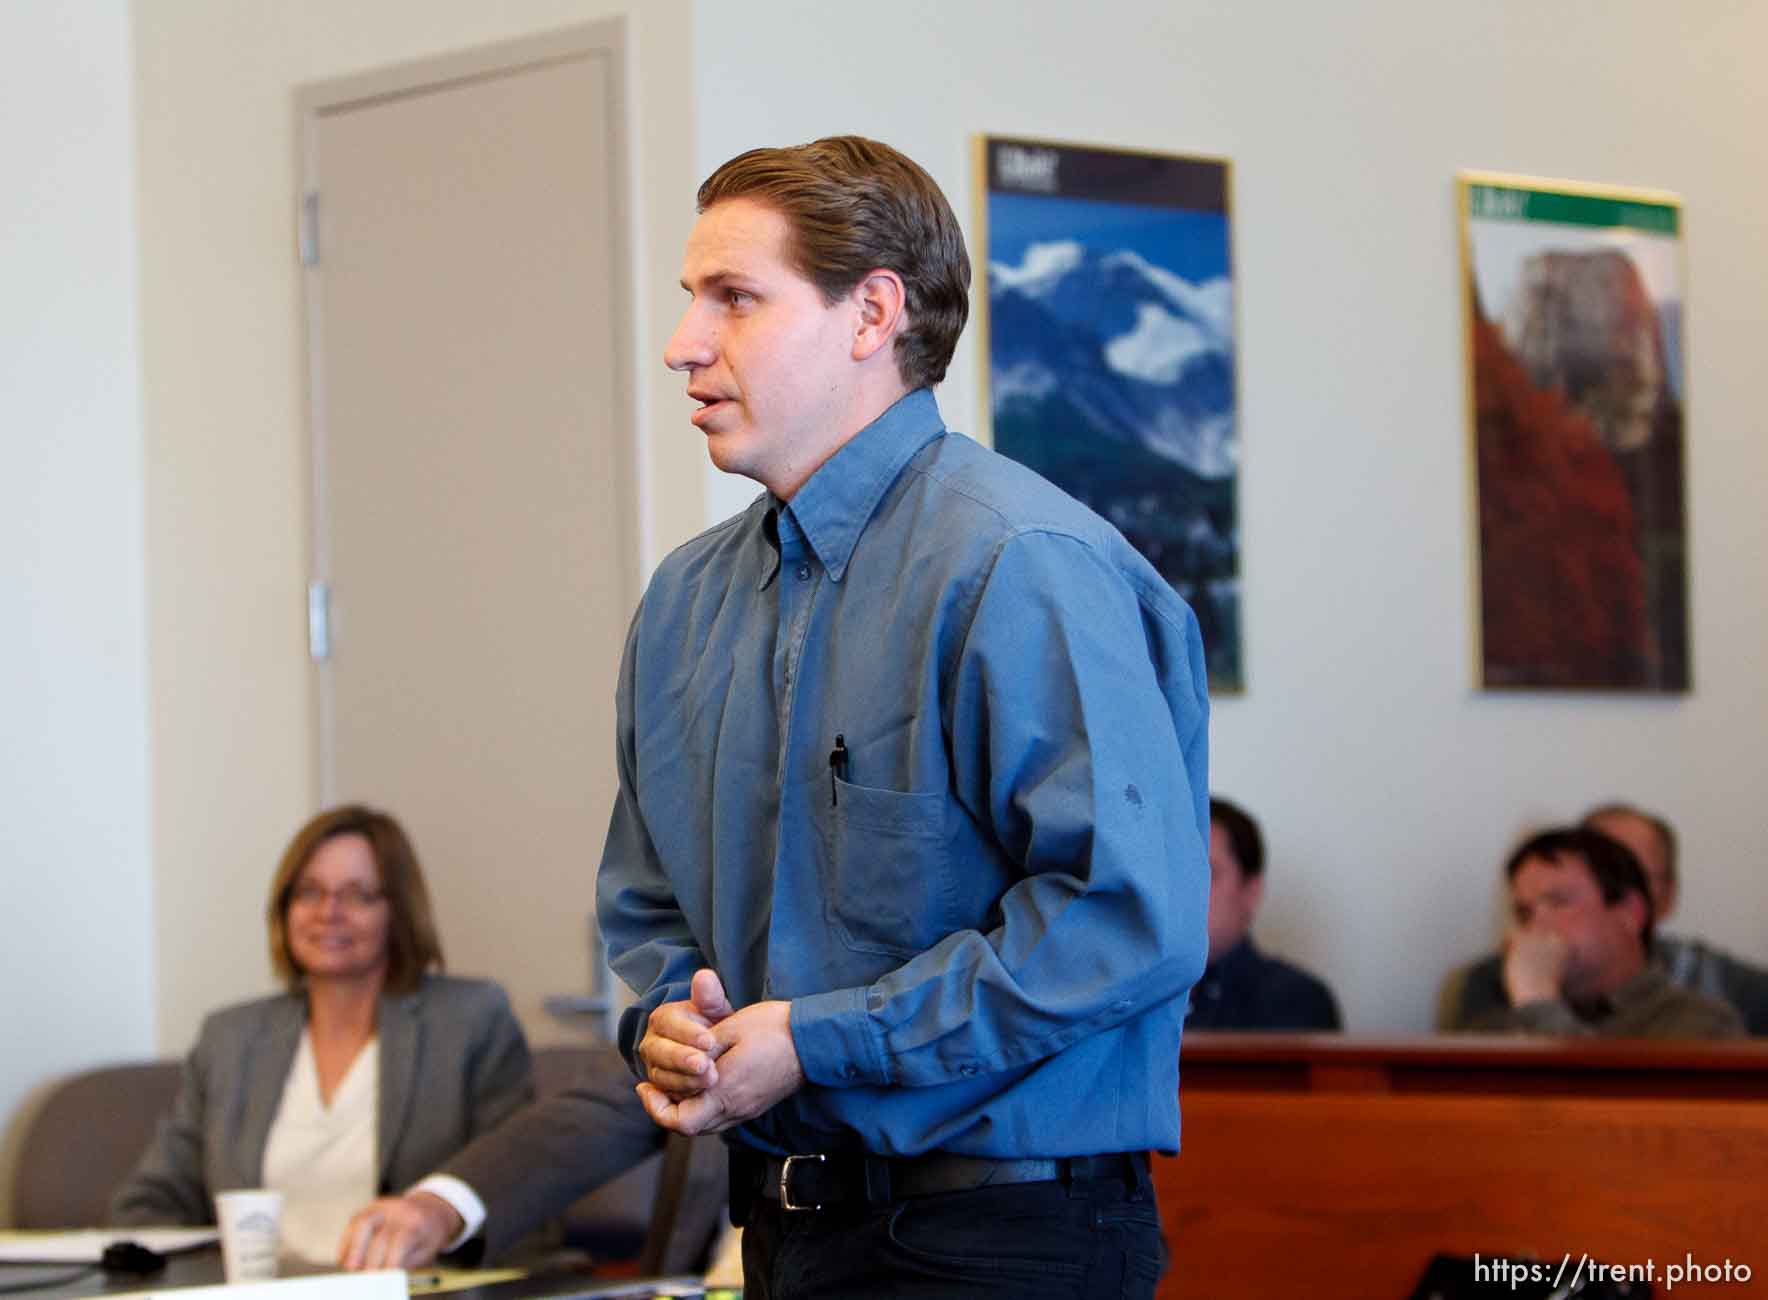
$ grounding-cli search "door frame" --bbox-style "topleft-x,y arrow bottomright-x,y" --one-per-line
294,19 -> 639,803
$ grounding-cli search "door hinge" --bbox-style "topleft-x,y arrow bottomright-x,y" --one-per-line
299,191 -> 320,267
307,581 -> 331,661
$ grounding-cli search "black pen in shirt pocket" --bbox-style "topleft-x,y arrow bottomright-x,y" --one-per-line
829,733 -> 849,805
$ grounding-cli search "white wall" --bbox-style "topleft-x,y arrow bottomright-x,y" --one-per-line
133,0 -> 701,1053
8,8 -> 1764,1178
0,0 -> 156,1220
694,0 -> 1768,1030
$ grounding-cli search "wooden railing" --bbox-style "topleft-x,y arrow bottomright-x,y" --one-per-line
1156,1035 -> 1768,1297
1179,1031 -> 1768,1098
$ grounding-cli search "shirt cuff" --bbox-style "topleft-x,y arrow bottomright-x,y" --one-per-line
411,1174 -> 486,1252
1507,998 -> 1591,1036
790,986 -> 889,1087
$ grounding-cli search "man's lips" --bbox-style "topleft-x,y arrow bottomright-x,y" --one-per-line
688,392 -> 732,428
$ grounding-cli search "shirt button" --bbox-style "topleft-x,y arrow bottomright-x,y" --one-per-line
796,563 -> 812,581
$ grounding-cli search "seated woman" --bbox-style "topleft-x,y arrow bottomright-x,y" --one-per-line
110,804 -> 534,1264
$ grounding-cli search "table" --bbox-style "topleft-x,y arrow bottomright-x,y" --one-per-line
0,1250 -> 711,1300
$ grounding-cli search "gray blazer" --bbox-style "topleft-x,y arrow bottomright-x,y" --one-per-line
109,975 -> 534,1226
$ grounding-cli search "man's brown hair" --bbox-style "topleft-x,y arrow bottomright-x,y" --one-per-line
697,136 -> 971,390
1504,826 -> 1656,951
267,803 -> 444,995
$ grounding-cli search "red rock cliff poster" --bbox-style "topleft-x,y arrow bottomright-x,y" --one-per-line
1460,172 -> 1689,691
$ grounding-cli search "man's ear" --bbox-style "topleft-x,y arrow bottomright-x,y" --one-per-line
850,268 -> 907,363
1242,872 -> 1265,921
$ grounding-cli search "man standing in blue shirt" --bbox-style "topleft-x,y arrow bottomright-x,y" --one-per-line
596,136 -> 1211,1298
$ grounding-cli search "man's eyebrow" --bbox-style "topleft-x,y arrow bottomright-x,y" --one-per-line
680,269 -> 751,294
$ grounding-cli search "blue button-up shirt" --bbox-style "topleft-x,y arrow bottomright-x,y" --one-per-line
597,388 -> 1210,1157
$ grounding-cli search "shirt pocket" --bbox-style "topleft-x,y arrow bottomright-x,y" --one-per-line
817,776 -> 955,960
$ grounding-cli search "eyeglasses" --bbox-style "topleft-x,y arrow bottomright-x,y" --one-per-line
289,881 -> 387,910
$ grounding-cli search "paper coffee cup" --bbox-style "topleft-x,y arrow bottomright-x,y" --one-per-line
215,1189 -> 284,1282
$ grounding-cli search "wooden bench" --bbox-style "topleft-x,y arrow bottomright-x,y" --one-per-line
1157,1037 -> 1768,1297
1157,1090 -> 1768,1297
1180,1031 -> 1768,1098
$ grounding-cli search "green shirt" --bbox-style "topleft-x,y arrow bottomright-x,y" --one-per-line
1473,966 -> 1745,1039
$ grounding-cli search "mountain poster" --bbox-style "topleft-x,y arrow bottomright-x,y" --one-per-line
979,137 -> 1241,691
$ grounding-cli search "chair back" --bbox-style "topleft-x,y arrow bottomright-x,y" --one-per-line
636,1130 -> 728,1276
12,1061 -> 182,1228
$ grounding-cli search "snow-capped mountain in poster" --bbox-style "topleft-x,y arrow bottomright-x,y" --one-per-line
984,138 -> 1240,688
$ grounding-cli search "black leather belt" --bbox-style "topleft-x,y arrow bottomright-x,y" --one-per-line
743,1149 -> 1148,1212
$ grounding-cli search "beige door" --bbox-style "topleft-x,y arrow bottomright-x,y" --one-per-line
299,26 -> 634,1042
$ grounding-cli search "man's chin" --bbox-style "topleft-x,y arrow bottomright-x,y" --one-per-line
703,431 -> 755,478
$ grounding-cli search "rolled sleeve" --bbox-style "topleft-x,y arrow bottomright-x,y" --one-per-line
1474,999 -> 1594,1037
790,986 -> 890,1087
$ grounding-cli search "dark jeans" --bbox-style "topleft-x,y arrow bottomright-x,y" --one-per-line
738,1162 -> 1166,1299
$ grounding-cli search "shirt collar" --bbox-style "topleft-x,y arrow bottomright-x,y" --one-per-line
754,501 -> 813,592
777,388 -> 946,583
757,500 -> 783,590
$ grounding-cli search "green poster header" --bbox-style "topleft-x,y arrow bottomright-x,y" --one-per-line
1468,182 -> 1679,235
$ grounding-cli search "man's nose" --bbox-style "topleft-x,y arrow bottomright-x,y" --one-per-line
665,306 -> 713,372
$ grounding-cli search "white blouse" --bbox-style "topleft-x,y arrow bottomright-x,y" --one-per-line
261,1033 -> 379,1264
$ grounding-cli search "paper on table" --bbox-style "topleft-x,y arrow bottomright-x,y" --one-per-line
107,1269 -> 406,1300
404,1268 -> 525,1295
0,1227 -> 219,1263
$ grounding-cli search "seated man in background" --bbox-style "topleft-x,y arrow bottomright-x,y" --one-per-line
1186,797 -> 1341,1031
1583,803 -> 1768,1033
1464,825 -> 1743,1039
1444,803 -> 1768,1033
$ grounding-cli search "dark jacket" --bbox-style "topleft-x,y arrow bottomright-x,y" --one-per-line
1185,938 -> 1341,1031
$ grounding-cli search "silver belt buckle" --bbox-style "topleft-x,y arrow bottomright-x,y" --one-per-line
779,1153 -> 827,1211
